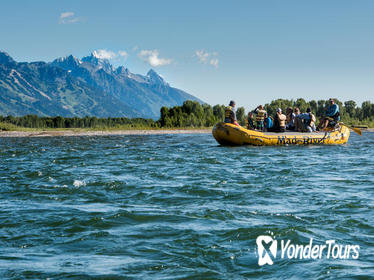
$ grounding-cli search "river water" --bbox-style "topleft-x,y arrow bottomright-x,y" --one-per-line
0,132 -> 373,279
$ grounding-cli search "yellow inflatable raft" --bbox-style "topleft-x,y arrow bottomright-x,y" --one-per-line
212,122 -> 350,146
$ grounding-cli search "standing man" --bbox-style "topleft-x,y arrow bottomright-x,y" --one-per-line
254,105 -> 266,131
318,98 -> 340,130
224,100 -> 239,126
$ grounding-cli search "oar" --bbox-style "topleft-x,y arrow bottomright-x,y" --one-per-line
341,123 -> 362,136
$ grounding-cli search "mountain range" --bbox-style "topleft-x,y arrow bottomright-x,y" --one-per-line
0,51 -> 202,119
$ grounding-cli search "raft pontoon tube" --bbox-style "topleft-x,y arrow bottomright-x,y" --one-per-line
212,122 -> 350,146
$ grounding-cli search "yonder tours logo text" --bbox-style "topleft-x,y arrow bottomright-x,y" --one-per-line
256,235 -> 360,266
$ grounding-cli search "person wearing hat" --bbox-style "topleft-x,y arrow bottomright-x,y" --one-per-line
296,108 -> 316,132
224,100 -> 239,126
318,98 -> 340,130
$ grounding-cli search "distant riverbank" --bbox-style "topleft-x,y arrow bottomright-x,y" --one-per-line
0,128 -> 212,137
1,127 -> 372,137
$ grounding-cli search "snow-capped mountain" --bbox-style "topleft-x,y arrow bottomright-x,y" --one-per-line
0,51 -> 203,118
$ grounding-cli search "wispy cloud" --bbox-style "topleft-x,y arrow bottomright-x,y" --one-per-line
195,50 -> 219,68
92,49 -> 128,60
209,58 -> 219,68
118,51 -> 128,59
138,49 -> 172,67
93,49 -> 117,60
59,11 -> 81,24
196,50 -> 210,63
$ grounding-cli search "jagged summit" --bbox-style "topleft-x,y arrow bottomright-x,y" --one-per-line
0,51 -> 16,66
51,55 -> 81,70
146,69 -> 168,86
81,53 -> 113,72
115,66 -> 130,76
53,54 -> 81,63
82,52 -> 100,64
52,53 -> 167,86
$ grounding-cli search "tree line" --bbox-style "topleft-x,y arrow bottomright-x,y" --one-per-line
159,99 -> 374,127
0,115 -> 156,129
1,99 -> 374,130
263,98 -> 374,127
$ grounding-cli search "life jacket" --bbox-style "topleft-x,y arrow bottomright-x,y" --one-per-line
225,106 -> 232,117
256,109 -> 266,122
308,113 -> 316,126
224,106 -> 234,123
333,111 -> 340,121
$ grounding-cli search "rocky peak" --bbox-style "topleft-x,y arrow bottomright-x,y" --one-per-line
51,55 -> 81,70
0,51 -> 16,66
146,69 -> 168,86
82,53 -> 113,73
115,66 -> 130,76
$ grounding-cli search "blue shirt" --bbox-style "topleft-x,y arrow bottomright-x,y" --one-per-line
297,113 -> 311,120
264,117 -> 273,128
326,104 -> 339,117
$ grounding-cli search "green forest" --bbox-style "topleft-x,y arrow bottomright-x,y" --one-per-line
159,99 -> 374,128
1,99 -> 374,130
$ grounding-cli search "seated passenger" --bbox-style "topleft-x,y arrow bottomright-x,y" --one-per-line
294,107 -> 303,132
224,100 -> 239,126
247,112 -> 255,130
286,107 -> 295,130
276,108 -> 287,132
264,113 -> 273,132
271,108 -> 287,132
318,98 -> 340,130
295,108 -> 316,132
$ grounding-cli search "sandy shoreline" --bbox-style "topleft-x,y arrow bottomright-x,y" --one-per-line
0,129 -> 212,137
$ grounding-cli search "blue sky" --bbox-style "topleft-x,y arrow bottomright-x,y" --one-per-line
1,0 -> 373,109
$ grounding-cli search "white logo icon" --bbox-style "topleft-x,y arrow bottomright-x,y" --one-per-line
256,235 -> 277,266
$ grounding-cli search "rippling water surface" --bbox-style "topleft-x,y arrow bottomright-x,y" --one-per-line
0,132 -> 373,279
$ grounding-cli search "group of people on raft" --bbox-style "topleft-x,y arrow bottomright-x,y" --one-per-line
224,98 -> 341,133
